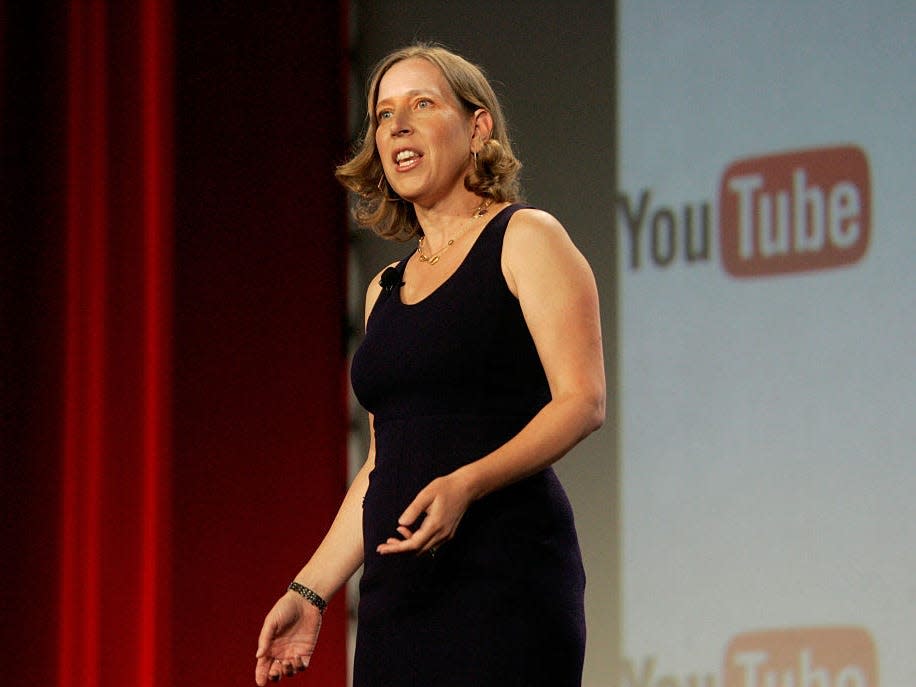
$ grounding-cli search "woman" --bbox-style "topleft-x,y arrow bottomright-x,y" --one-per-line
255,43 -> 605,686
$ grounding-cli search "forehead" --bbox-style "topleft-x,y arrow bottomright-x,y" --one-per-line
376,57 -> 455,104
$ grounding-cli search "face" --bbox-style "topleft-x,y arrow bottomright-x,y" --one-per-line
374,58 -> 481,207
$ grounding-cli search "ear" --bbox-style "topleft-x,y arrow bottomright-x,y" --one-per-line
470,108 -> 494,151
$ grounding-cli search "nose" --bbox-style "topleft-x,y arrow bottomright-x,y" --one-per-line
385,110 -> 411,137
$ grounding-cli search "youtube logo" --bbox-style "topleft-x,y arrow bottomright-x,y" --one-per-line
719,146 -> 870,278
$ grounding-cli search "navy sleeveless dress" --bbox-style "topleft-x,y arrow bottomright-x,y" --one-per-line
350,204 -> 586,686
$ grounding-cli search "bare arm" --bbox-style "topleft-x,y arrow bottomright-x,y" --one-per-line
254,428 -> 373,684
279,263 -> 389,599
277,262 -> 392,594
378,208 -> 605,555
464,208 -> 605,492
287,430 -> 373,599
255,274 -> 389,684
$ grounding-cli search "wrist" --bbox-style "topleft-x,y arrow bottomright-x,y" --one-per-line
288,581 -> 328,615
453,463 -> 487,502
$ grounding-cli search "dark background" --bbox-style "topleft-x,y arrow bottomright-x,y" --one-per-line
2,2 -> 350,685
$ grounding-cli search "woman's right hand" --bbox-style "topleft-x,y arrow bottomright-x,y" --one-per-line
254,592 -> 322,685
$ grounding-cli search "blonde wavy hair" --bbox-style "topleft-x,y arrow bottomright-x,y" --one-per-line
335,43 -> 522,241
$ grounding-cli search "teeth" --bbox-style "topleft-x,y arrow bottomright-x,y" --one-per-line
396,150 -> 419,162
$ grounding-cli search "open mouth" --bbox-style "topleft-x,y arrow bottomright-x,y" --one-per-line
395,149 -> 422,170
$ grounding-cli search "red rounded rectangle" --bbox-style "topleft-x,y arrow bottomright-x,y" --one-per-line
724,627 -> 878,687
719,145 -> 870,278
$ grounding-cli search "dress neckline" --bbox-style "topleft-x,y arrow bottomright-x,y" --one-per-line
398,203 -> 517,307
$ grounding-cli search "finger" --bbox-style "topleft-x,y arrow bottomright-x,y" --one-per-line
378,526 -> 435,555
380,526 -> 418,549
397,490 -> 433,527
262,661 -> 277,683
255,656 -> 271,686
377,537 -> 411,554
406,507 -> 442,543
256,616 -> 278,659
420,538 -> 441,555
269,658 -> 283,682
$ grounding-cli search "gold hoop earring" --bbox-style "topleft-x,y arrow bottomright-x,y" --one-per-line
377,173 -> 400,202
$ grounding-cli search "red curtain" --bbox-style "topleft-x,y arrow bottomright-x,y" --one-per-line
60,1 -> 173,685
1,2 -> 349,685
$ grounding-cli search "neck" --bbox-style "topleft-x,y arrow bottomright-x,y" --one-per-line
414,194 -> 490,249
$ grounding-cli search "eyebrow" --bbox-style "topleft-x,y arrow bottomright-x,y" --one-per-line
375,88 -> 441,109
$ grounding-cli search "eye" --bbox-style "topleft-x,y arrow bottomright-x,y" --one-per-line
416,98 -> 432,110
377,110 -> 393,121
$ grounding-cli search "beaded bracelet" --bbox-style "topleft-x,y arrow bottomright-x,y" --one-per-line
288,581 -> 328,614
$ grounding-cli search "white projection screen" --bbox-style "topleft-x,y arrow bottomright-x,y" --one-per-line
617,3 -> 915,687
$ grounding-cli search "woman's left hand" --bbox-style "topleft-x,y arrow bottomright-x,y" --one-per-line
376,471 -> 475,556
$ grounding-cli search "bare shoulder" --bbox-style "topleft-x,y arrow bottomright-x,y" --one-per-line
503,208 -> 592,295
364,261 -> 400,327
504,207 -> 569,245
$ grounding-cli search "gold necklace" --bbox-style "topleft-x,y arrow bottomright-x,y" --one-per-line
416,198 -> 493,266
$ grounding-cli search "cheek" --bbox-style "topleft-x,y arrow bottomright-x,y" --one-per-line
374,134 -> 391,166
